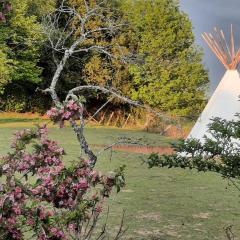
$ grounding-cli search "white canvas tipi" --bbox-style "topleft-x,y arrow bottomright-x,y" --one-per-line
188,26 -> 240,141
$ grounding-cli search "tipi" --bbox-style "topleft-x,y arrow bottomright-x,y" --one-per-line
188,26 -> 240,141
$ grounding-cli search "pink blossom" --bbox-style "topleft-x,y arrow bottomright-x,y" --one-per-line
38,233 -> 47,240
62,111 -> 72,119
4,3 -> 12,12
95,204 -> 103,214
67,100 -> 79,111
39,207 -> 47,220
68,223 -> 76,231
78,178 -> 89,190
31,189 -> 38,195
32,185 -> 43,195
0,12 -> 6,23
14,187 -> 22,200
46,107 -> 58,117
7,217 -> 16,225
27,218 -> 34,225
50,227 -> 65,238
91,170 -> 99,182
12,205 -> 21,215
39,124 -> 48,133
47,210 -> 53,217
15,187 -> 22,194
59,108 -> 65,114
51,164 -> 64,175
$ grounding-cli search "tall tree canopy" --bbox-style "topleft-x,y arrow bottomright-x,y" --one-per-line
0,0 -> 209,117
0,0 -> 57,111
121,0 -> 209,117
0,46 -> 11,93
0,0 -> 43,92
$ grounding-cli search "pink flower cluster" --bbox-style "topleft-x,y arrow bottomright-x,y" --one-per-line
0,125 -> 125,239
5,125 -> 64,176
47,100 -> 83,127
32,161 -> 98,209
36,207 -> 66,240
0,186 -> 25,239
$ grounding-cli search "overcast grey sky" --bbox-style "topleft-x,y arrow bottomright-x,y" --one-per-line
179,0 -> 240,95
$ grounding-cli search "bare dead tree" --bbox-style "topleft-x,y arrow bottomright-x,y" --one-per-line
41,1 -> 136,238
41,0 -> 183,167
42,0 -> 183,158
39,1 -> 188,239
42,0 -> 139,167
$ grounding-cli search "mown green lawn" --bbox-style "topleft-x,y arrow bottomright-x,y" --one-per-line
0,122 -> 240,239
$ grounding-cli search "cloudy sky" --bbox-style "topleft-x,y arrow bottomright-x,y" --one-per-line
179,0 -> 240,95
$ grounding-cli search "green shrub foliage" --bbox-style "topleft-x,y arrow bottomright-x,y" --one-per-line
147,115 -> 240,179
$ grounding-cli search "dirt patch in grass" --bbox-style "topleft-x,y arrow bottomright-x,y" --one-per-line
134,228 -> 181,239
138,212 -> 161,221
192,212 -> 211,219
92,144 -> 174,154
165,230 -> 180,237
134,229 -> 163,237
122,189 -> 134,193
112,145 -> 174,154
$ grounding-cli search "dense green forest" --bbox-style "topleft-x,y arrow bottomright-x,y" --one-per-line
0,0 -> 208,118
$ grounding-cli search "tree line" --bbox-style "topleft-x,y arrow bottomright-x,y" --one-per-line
0,0 -> 208,118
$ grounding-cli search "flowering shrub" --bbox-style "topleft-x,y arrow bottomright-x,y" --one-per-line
47,100 -> 83,128
0,125 -> 125,239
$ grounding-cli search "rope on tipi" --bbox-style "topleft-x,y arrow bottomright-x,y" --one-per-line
202,25 -> 240,70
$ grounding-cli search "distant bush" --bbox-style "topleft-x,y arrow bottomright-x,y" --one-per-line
0,84 -> 51,113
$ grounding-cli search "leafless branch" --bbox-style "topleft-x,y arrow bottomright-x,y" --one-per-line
229,178 -> 240,192
69,117 -> 97,168
225,225 -> 235,240
67,85 -> 141,107
96,137 -> 143,156
67,85 -> 179,128
114,210 -> 128,240
85,97 -> 114,126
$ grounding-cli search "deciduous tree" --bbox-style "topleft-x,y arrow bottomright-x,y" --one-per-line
121,0 -> 209,117
0,0 -> 43,91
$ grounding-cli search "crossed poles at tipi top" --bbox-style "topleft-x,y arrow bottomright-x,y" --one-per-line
202,25 -> 240,70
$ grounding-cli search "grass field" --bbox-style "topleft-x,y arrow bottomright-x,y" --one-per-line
0,120 -> 240,239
